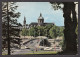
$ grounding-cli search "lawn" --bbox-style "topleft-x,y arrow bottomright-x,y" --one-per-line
2,51 -> 58,55
18,51 -> 58,55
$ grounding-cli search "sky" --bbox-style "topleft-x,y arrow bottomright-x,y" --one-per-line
16,2 -> 64,26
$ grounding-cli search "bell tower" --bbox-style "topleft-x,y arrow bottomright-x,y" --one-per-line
23,16 -> 26,28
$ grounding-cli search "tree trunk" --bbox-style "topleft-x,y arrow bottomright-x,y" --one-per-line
63,2 -> 77,54
7,2 -> 11,55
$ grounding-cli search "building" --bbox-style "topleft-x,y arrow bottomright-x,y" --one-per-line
23,13 -> 54,28
13,13 -> 54,30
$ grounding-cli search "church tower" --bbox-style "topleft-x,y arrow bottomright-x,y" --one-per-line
38,13 -> 44,26
23,16 -> 26,28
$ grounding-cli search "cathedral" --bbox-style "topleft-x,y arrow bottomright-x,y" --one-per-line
23,13 -> 54,29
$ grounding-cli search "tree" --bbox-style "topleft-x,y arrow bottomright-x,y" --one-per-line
21,28 -> 28,37
36,26 -> 45,36
44,25 -> 53,37
49,25 -> 64,39
49,26 -> 57,38
58,26 -> 64,37
50,2 -> 77,54
2,2 -> 20,55
29,27 -> 37,37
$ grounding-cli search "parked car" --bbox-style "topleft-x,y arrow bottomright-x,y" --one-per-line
44,47 -> 52,50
